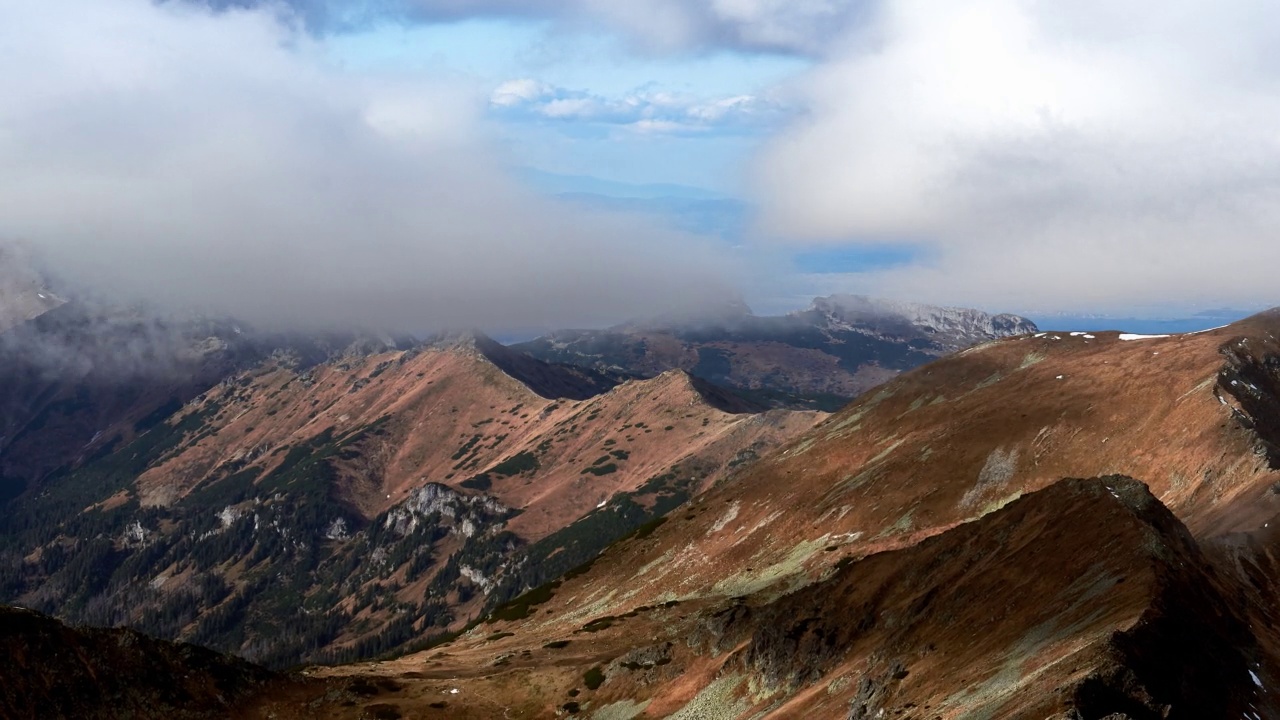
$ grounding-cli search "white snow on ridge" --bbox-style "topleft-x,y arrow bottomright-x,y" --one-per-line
1118,333 -> 1171,341
1185,324 -> 1231,335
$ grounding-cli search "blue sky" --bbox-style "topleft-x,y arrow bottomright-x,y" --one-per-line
324,16 -> 937,316
328,19 -> 806,190
3,1 -> 1277,332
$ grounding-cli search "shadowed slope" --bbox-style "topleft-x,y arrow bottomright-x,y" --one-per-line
721,476 -> 1261,718
0,606 -> 281,720
442,331 -> 621,401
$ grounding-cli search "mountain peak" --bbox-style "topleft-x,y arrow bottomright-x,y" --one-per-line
806,294 -> 1038,347
430,329 -> 619,401
426,328 -> 500,353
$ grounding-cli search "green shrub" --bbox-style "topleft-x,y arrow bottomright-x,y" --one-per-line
583,666 -> 605,691
488,452 -> 538,477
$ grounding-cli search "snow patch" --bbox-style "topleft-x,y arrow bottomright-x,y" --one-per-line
1185,324 -> 1230,335
1119,333 -> 1171,341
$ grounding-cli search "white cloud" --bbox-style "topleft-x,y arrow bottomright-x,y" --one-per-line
0,0 -> 738,333
28,0 -> 1280,321
527,0 -> 864,55
203,0 -> 862,55
489,79 -> 786,134
750,0 -> 1280,313
489,78 -> 552,107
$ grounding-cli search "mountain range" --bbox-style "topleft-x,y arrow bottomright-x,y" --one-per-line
277,312 -> 1280,718
515,294 -> 1038,410
12,261 -> 1274,718
0,300 -> 823,668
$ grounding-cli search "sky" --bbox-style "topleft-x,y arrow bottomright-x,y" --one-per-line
1,0 -> 1277,333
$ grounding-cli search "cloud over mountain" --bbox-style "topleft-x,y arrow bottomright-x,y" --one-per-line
11,0 -> 1280,321
751,0 -> 1280,312
0,0 -> 737,333
198,0 -> 864,55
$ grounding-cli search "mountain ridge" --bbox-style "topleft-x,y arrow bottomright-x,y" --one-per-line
0,314 -> 823,669
299,308 -> 1280,717
515,294 -> 1038,410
